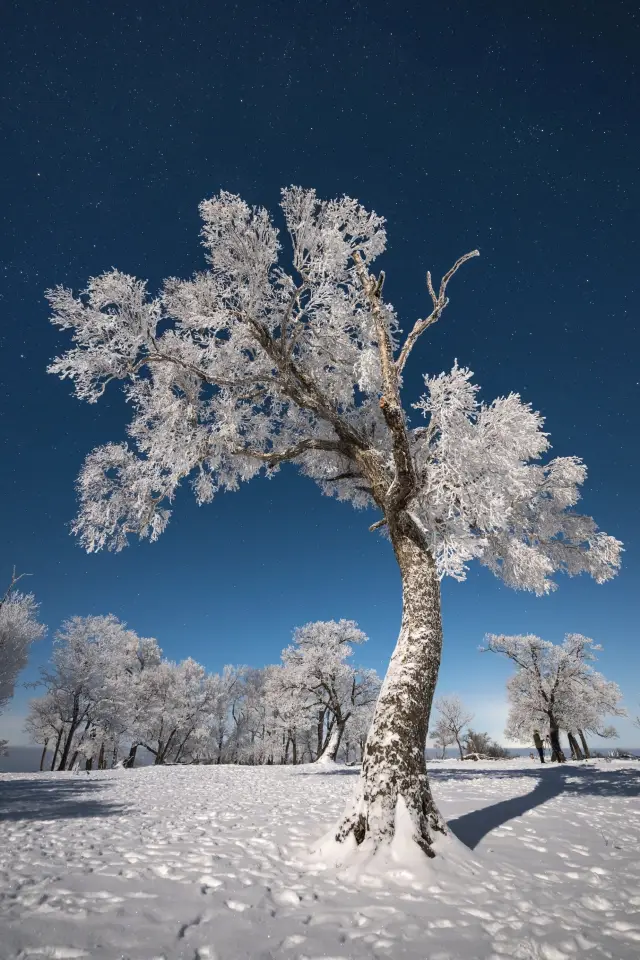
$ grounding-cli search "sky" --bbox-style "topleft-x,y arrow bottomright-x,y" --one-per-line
1,0 -> 638,747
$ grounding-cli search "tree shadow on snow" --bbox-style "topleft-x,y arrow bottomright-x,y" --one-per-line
443,765 -> 640,849
0,777 -> 127,822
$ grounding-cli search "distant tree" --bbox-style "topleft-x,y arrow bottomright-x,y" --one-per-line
277,620 -> 380,764
24,691 -> 66,770
0,569 -> 45,720
556,675 -> 624,759
462,729 -> 510,759
32,614 -> 140,770
431,695 -> 473,759
342,700 -> 376,765
48,187 -> 622,858
429,716 -> 455,759
487,633 -> 624,763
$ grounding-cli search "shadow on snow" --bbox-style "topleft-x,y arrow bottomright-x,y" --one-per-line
441,765 -> 640,849
0,776 -> 127,822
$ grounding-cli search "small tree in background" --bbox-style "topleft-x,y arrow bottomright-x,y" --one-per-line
275,620 -> 380,764
462,728 -> 510,759
47,187 -> 622,859
0,569 -> 45,719
431,694 -> 473,760
429,716 -> 455,758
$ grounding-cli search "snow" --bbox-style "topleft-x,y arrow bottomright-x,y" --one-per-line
1,758 -> 639,959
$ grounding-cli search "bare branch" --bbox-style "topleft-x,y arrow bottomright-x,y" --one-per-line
396,250 -> 479,376
369,517 -> 387,532
1,566 -> 32,608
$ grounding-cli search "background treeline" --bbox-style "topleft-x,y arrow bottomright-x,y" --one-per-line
25,615 -> 380,771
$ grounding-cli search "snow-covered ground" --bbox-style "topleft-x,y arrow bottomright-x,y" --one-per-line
1,759 -> 639,960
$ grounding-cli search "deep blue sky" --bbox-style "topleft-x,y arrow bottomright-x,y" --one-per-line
1,0 -> 638,744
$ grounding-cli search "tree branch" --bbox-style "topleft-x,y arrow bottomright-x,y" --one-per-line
352,252 -> 416,514
231,437 -> 344,466
1,566 -> 32,608
369,517 -> 388,532
396,250 -> 479,376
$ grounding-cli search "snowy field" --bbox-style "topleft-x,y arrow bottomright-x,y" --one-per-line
1,760 -> 639,960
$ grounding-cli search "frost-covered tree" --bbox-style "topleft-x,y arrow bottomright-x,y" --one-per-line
47,187 -> 622,858
0,569 -> 45,718
556,671 -> 624,759
429,717 -> 455,759
265,665 -> 314,765
342,699 -> 376,765
462,728 -> 510,759
278,620 -> 379,763
431,695 -> 473,760
24,690 -> 67,770
33,614 -> 142,770
487,633 -> 623,764
132,657 -> 219,764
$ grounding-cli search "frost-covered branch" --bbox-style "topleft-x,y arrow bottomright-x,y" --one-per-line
396,249 -> 480,376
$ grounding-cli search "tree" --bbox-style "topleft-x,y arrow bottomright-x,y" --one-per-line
431,695 -> 473,759
555,671 -> 624,759
32,614 -> 143,770
24,691 -> 66,770
429,717 -> 455,758
47,187 -> 622,859
276,620 -> 379,763
0,569 -> 45,716
462,729 -> 510,759
487,633 -> 624,764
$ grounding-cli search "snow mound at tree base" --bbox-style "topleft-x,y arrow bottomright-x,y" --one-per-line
308,793 -> 482,882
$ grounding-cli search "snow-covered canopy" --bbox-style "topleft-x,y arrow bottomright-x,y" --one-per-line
48,187 -> 622,593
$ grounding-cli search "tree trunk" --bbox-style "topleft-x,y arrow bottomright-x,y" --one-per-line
58,698 -> 81,770
85,756 -> 93,771
39,738 -> 49,771
567,731 -> 583,760
97,741 -> 105,770
316,717 -> 347,763
455,735 -> 464,760
335,530 -> 446,856
51,727 -> 64,771
126,743 -> 138,768
292,735 -> 297,766
578,729 -> 591,759
316,710 -> 325,760
549,723 -> 566,763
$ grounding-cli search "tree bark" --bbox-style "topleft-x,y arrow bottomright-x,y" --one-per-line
58,696 -> 81,770
97,741 -> 106,770
567,731 -> 583,760
316,709 -> 325,760
549,723 -> 566,763
50,727 -> 64,771
39,739 -> 49,771
126,743 -> 139,768
335,528 -> 446,855
578,729 -> 591,759
455,735 -> 464,760
316,717 -> 347,763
